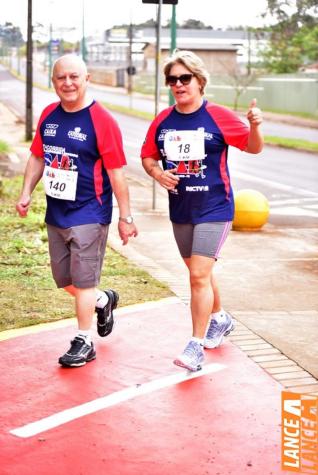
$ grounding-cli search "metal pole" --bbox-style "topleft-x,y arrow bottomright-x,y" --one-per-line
169,3 -> 177,106
81,0 -> 86,62
17,46 -> 21,76
48,23 -> 52,89
127,22 -> 133,108
152,0 -> 162,210
247,27 -> 251,76
25,0 -> 33,141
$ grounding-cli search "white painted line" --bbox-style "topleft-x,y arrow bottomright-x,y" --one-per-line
231,170 -> 318,198
270,207 -> 318,217
10,362 -> 226,438
269,197 -> 318,206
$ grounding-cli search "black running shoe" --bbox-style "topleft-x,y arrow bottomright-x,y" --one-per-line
58,337 -> 96,367
96,289 -> 119,337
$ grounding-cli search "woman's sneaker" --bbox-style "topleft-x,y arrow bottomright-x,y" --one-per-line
96,289 -> 119,337
173,340 -> 204,372
204,312 -> 235,349
58,337 -> 96,367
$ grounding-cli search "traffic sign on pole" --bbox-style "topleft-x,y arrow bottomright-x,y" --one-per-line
142,0 -> 178,3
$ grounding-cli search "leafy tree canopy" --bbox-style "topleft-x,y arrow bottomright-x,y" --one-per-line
0,22 -> 23,46
261,0 -> 318,72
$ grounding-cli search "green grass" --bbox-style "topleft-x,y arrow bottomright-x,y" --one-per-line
102,101 -> 154,121
0,176 -> 172,331
0,140 -> 10,153
264,135 -> 318,153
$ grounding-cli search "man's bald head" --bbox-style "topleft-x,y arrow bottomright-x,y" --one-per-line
51,54 -> 90,112
52,54 -> 88,78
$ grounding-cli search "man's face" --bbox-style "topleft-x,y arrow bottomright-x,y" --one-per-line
52,57 -> 89,111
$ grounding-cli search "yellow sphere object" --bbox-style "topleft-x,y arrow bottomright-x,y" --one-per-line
233,189 -> 270,231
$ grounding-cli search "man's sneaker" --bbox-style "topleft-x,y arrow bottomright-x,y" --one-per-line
96,289 -> 119,337
204,312 -> 235,349
173,340 -> 204,372
58,337 -> 96,367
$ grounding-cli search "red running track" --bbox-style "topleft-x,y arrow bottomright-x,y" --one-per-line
0,299 -> 288,475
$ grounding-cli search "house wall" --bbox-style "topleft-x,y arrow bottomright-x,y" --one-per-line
142,45 -> 237,75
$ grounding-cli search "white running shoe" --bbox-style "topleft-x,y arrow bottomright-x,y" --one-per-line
173,340 -> 204,372
204,312 -> 235,349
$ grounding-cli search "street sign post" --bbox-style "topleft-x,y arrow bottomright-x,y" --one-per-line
142,0 -> 177,3
26,0 -> 33,141
142,0 -> 178,208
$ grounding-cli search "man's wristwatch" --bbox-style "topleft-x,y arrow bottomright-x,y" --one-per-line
119,215 -> 134,224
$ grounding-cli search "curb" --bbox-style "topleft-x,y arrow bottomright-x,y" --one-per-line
0,296 -> 180,342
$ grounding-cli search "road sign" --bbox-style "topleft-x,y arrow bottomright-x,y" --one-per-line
142,0 -> 178,4
126,66 -> 137,76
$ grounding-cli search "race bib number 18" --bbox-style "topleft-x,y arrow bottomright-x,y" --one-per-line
43,166 -> 78,201
164,129 -> 205,162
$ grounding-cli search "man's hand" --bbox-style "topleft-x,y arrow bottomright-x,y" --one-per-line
16,195 -> 31,217
118,221 -> 138,246
247,98 -> 262,127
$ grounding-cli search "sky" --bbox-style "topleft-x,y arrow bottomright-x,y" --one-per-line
2,0 -> 270,41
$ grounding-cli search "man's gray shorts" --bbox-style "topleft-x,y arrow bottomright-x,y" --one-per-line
172,221 -> 232,259
47,223 -> 109,289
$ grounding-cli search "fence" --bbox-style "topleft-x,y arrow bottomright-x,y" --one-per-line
132,72 -> 318,117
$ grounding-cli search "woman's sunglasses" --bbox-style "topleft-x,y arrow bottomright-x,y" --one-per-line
166,74 -> 194,86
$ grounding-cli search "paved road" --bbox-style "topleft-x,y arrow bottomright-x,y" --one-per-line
2,62 -> 318,142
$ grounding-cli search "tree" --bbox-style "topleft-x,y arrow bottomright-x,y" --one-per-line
181,19 -> 213,29
260,0 -> 318,72
0,22 -> 23,47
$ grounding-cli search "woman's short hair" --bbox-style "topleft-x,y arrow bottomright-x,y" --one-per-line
163,49 -> 210,95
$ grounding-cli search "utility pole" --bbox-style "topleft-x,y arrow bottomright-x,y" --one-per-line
127,22 -> 133,107
26,0 -> 33,141
169,3 -> 177,106
247,27 -> 251,76
141,0 -> 178,209
81,0 -> 86,62
152,0 -> 163,210
48,23 -> 52,89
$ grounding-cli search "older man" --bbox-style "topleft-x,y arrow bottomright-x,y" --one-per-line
16,55 -> 138,367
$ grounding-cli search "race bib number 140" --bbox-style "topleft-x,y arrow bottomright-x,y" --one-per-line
43,166 -> 78,201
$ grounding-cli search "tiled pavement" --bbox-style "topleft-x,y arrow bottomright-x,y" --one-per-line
228,322 -> 318,395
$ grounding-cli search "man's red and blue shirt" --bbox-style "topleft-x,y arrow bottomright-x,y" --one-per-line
31,100 -> 126,228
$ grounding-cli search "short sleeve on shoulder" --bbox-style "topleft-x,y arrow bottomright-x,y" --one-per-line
89,102 -> 127,169
30,102 -> 60,158
140,107 -> 174,160
206,103 -> 249,151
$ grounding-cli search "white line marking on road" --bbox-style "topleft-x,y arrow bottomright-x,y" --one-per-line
269,197 -> 318,206
270,207 -> 318,217
231,170 -> 318,198
10,363 -> 226,438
